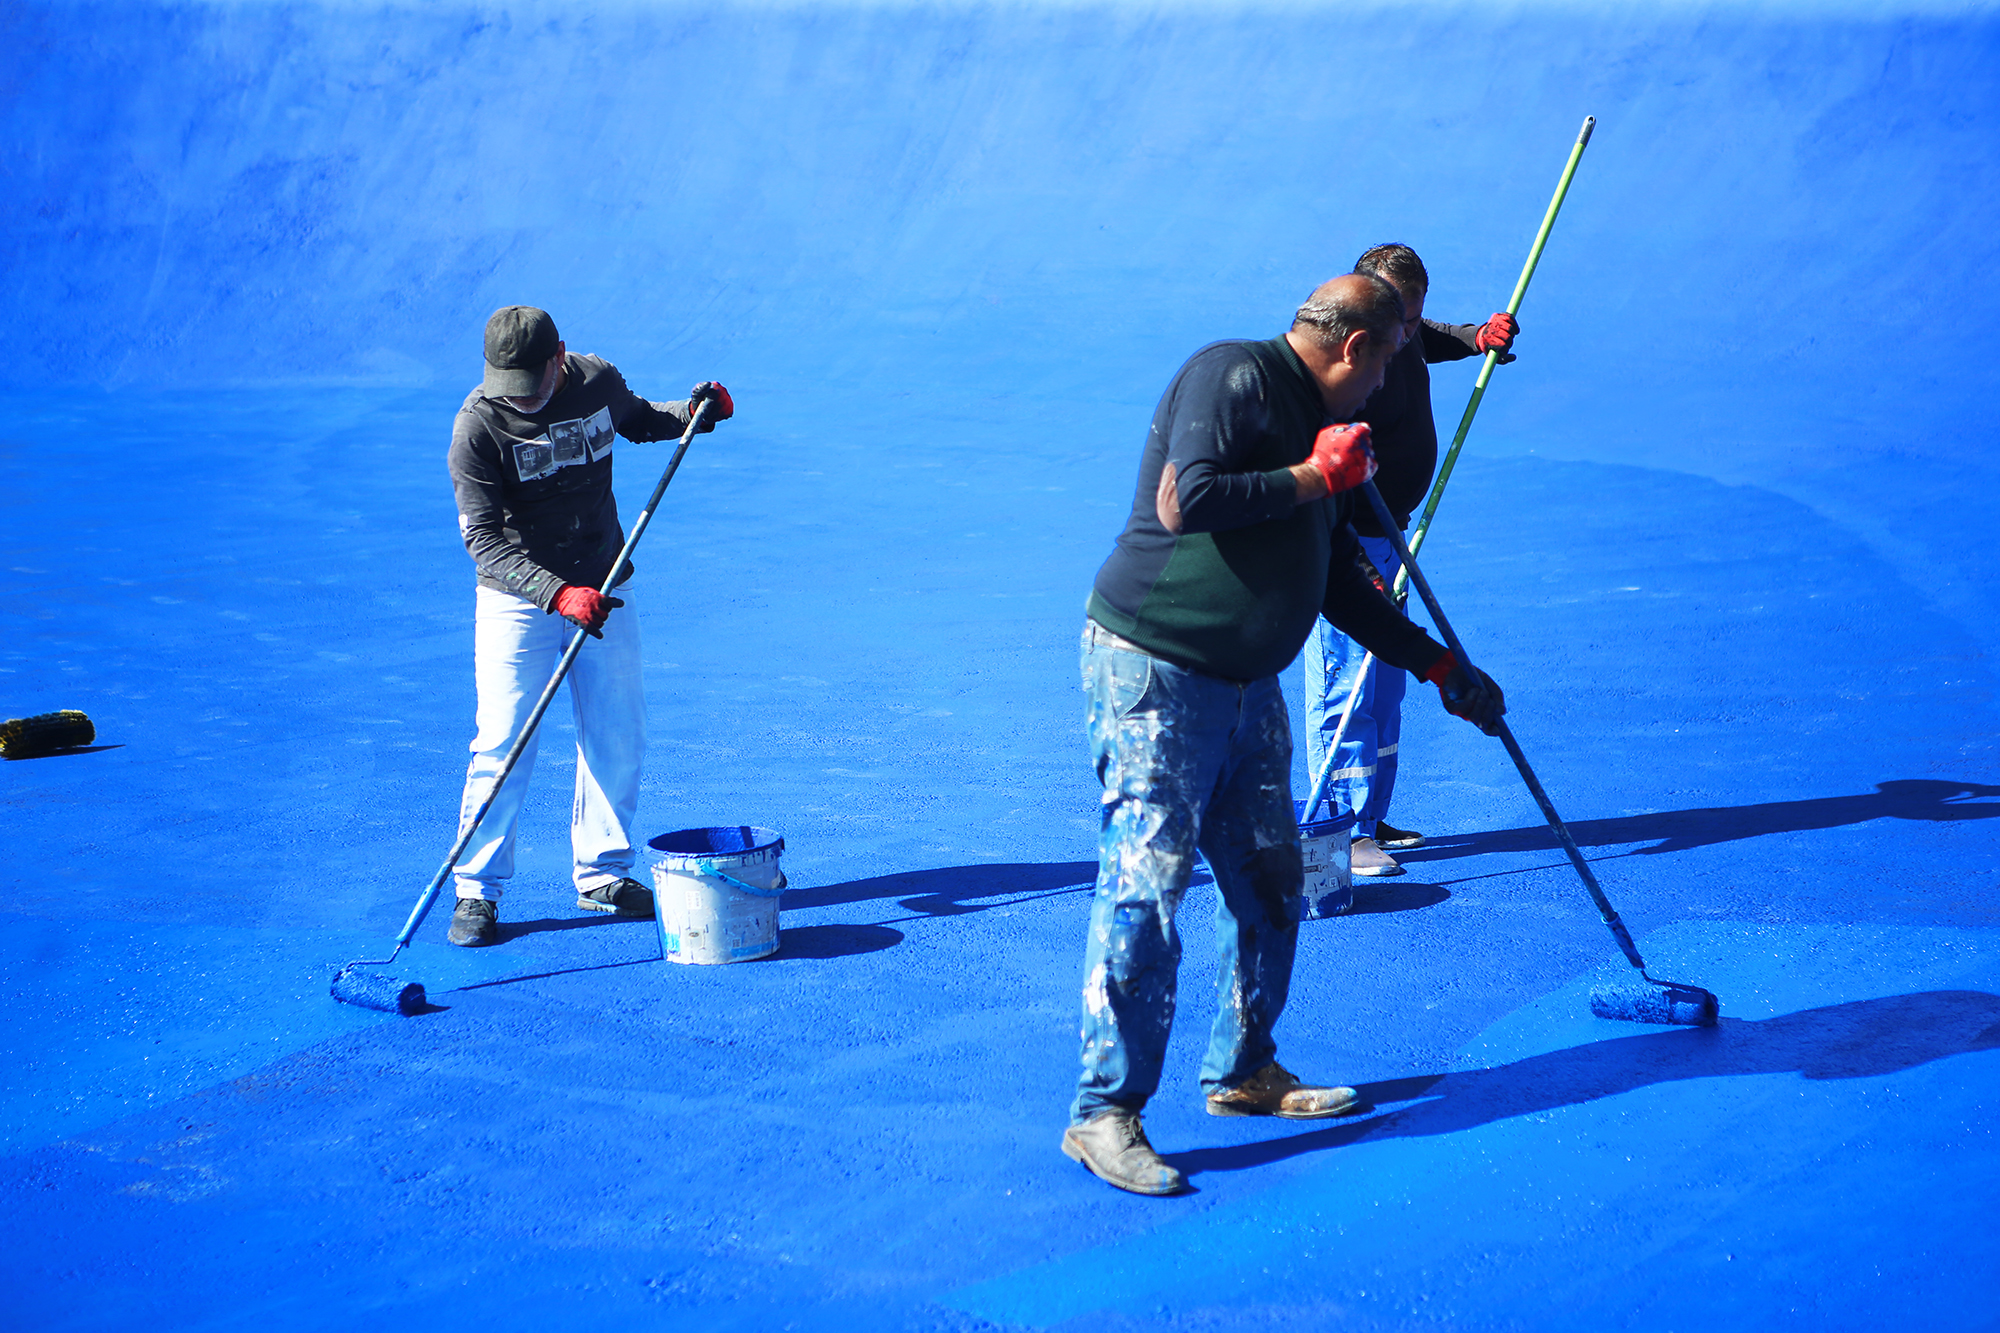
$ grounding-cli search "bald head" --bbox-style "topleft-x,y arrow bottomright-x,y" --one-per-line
1291,272 -> 1406,355
1284,272 -> 1407,417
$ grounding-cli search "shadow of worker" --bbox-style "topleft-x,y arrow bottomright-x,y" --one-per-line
1172,989 -> 2000,1177
782,861 -> 1099,917
1400,778 -> 2000,864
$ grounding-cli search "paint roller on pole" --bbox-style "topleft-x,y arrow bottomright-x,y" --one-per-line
1358,476 -> 1718,1027
1302,115 -> 1596,827
329,397 -> 717,1015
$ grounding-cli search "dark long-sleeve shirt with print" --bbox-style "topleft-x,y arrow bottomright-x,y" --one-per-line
447,353 -> 706,610
1086,336 -> 1449,683
1349,319 -> 1482,537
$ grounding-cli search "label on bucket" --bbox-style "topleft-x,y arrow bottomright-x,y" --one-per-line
1301,828 -> 1353,919
1294,800 -> 1354,920
647,826 -> 786,965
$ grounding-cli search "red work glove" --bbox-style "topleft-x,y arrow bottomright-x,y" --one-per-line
689,381 -> 734,421
1422,650 -> 1507,735
1356,548 -> 1390,597
1475,312 -> 1519,363
1306,421 -> 1378,497
553,585 -> 624,639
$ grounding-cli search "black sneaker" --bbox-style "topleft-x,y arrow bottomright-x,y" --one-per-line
1374,821 -> 1426,849
448,897 -> 499,947
578,877 -> 654,916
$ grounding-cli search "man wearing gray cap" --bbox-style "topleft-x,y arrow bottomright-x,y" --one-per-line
443,305 -> 732,947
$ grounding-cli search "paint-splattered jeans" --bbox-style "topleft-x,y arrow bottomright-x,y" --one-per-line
1304,533 -> 1407,835
1072,620 -> 1305,1126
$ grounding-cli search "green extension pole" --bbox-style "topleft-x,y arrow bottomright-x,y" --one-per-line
1300,115 -> 1595,827
1400,113 -> 1596,575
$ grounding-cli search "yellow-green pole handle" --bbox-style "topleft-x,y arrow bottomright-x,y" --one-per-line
1395,113 -> 1595,588
1302,117 -> 1593,826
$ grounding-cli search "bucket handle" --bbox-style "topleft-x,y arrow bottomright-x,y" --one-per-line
691,860 -> 789,898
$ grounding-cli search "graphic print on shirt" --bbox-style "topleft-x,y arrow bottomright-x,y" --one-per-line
514,407 -> 615,481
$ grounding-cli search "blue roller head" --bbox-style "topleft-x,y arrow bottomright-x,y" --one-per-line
330,967 -> 426,1015
1590,979 -> 1719,1027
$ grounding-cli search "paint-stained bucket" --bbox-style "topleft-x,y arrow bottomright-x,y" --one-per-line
647,826 -> 788,964
1295,801 -> 1355,919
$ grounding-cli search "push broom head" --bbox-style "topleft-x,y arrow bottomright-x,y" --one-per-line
330,965 -> 427,1015
1590,977 -> 1719,1027
0,710 -> 95,759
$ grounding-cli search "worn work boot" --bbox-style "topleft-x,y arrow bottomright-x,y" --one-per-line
578,876 -> 654,916
1206,1062 -> 1365,1120
448,897 -> 499,947
1349,835 -> 1405,877
1373,820 -> 1426,849
1061,1110 -> 1187,1196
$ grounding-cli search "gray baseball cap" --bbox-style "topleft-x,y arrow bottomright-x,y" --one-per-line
482,306 -> 560,397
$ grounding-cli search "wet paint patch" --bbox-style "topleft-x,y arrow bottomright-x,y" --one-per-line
0,914 -> 558,1156
952,922 -> 2000,1330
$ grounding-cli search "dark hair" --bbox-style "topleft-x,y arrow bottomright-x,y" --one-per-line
1354,243 -> 1429,297
1291,272 -> 1405,352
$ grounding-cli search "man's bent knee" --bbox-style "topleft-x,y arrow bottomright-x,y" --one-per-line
1247,840 -> 1305,925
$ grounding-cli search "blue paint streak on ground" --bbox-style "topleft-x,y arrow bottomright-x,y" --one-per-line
4,2 -> 2000,1329
952,923 -> 2000,1330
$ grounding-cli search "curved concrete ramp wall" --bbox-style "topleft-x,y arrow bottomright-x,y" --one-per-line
15,1 -> 1998,640
11,4 -> 1998,425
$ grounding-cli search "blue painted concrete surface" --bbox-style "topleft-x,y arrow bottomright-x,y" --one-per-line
6,2 -> 2000,1328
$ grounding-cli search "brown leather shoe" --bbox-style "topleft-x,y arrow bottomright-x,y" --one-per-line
1349,836 -> 1405,877
1061,1110 -> 1187,1196
1206,1062 -> 1365,1120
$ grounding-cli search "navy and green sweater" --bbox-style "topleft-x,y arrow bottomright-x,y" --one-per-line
1087,335 -> 1448,683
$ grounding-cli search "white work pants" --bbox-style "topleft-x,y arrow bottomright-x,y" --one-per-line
451,584 -> 645,901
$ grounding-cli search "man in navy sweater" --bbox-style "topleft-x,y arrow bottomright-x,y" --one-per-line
1065,274 -> 1505,1195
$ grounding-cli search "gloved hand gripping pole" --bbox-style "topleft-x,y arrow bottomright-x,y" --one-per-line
331,398 -> 717,1014
1301,116 -> 1595,825
1358,478 -> 1718,1027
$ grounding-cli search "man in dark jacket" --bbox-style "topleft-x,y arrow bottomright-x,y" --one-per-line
1065,274 -> 1506,1195
442,306 -> 732,947
1302,244 -> 1518,877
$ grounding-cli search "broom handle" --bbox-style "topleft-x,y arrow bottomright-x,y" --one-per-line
391,399 -> 716,947
1303,117 -> 1595,826
1360,479 -> 1645,972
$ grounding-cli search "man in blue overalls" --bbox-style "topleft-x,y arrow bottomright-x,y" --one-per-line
1303,244 -> 1518,877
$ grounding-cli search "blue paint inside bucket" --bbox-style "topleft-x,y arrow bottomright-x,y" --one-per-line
647,826 -> 785,858
1294,800 -> 1354,838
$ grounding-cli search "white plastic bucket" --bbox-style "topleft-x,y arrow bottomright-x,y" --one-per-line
1295,800 -> 1355,920
647,826 -> 787,965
